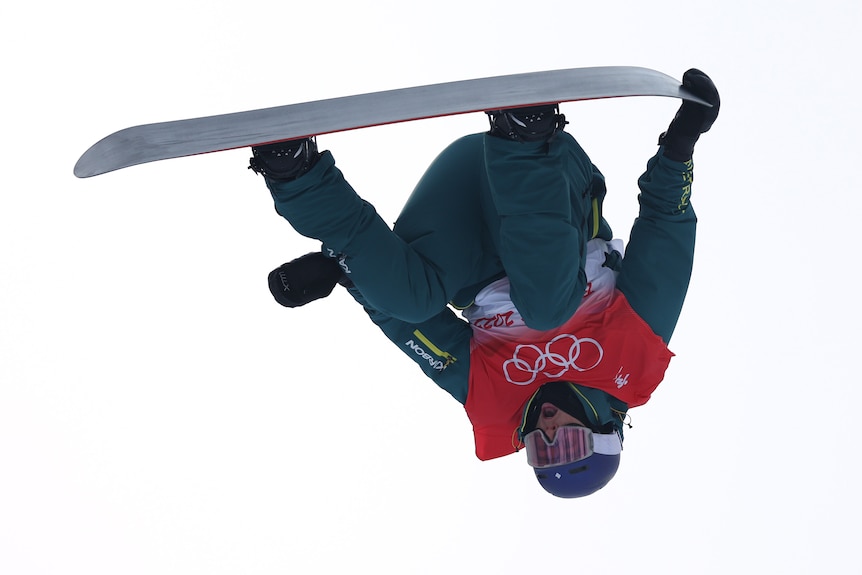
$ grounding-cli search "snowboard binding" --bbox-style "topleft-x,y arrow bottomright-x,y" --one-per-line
486,104 -> 567,142
249,137 -> 319,181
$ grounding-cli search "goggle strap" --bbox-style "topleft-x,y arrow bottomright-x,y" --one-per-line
592,431 -> 623,456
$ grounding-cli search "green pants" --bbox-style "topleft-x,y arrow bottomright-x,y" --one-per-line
264,133 -> 696,404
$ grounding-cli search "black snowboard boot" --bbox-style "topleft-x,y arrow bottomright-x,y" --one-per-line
249,137 -> 319,181
487,105 -> 567,142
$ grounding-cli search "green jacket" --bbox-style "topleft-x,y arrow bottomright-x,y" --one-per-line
264,133 -> 696,412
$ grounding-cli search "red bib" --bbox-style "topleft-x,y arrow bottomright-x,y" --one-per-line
465,291 -> 673,461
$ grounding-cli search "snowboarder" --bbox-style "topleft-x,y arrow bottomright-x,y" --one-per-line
248,69 -> 720,498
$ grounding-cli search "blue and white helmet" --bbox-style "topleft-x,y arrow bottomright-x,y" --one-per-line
519,381 -> 625,498
527,429 -> 622,498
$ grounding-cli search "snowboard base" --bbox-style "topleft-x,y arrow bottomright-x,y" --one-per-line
74,66 -> 708,178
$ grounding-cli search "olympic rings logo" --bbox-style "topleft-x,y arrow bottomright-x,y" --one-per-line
503,334 -> 604,386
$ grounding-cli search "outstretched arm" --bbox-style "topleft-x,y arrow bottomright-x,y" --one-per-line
617,154 -> 697,344
617,69 -> 720,343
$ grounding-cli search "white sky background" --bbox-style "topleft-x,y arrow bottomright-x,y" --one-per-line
2,0 -> 861,573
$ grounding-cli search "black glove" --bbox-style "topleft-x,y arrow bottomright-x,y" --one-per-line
659,69 -> 720,161
268,252 -> 344,308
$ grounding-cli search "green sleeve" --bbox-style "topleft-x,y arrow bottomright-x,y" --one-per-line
617,150 -> 697,343
344,285 -> 472,405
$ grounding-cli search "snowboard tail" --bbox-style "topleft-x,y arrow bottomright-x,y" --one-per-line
74,66 -> 709,178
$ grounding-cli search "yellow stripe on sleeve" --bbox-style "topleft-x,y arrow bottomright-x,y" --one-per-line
591,197 -> 600,239
412,329 -> 457,364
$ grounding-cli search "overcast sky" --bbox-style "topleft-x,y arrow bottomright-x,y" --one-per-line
3,1 -> 861,573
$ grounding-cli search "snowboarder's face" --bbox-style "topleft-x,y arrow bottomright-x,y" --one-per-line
535,402 -> 586,441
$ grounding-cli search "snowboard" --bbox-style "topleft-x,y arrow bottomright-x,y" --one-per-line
74,66 -> 709,178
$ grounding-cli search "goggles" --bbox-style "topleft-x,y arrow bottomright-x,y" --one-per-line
523,425 -> 622,469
